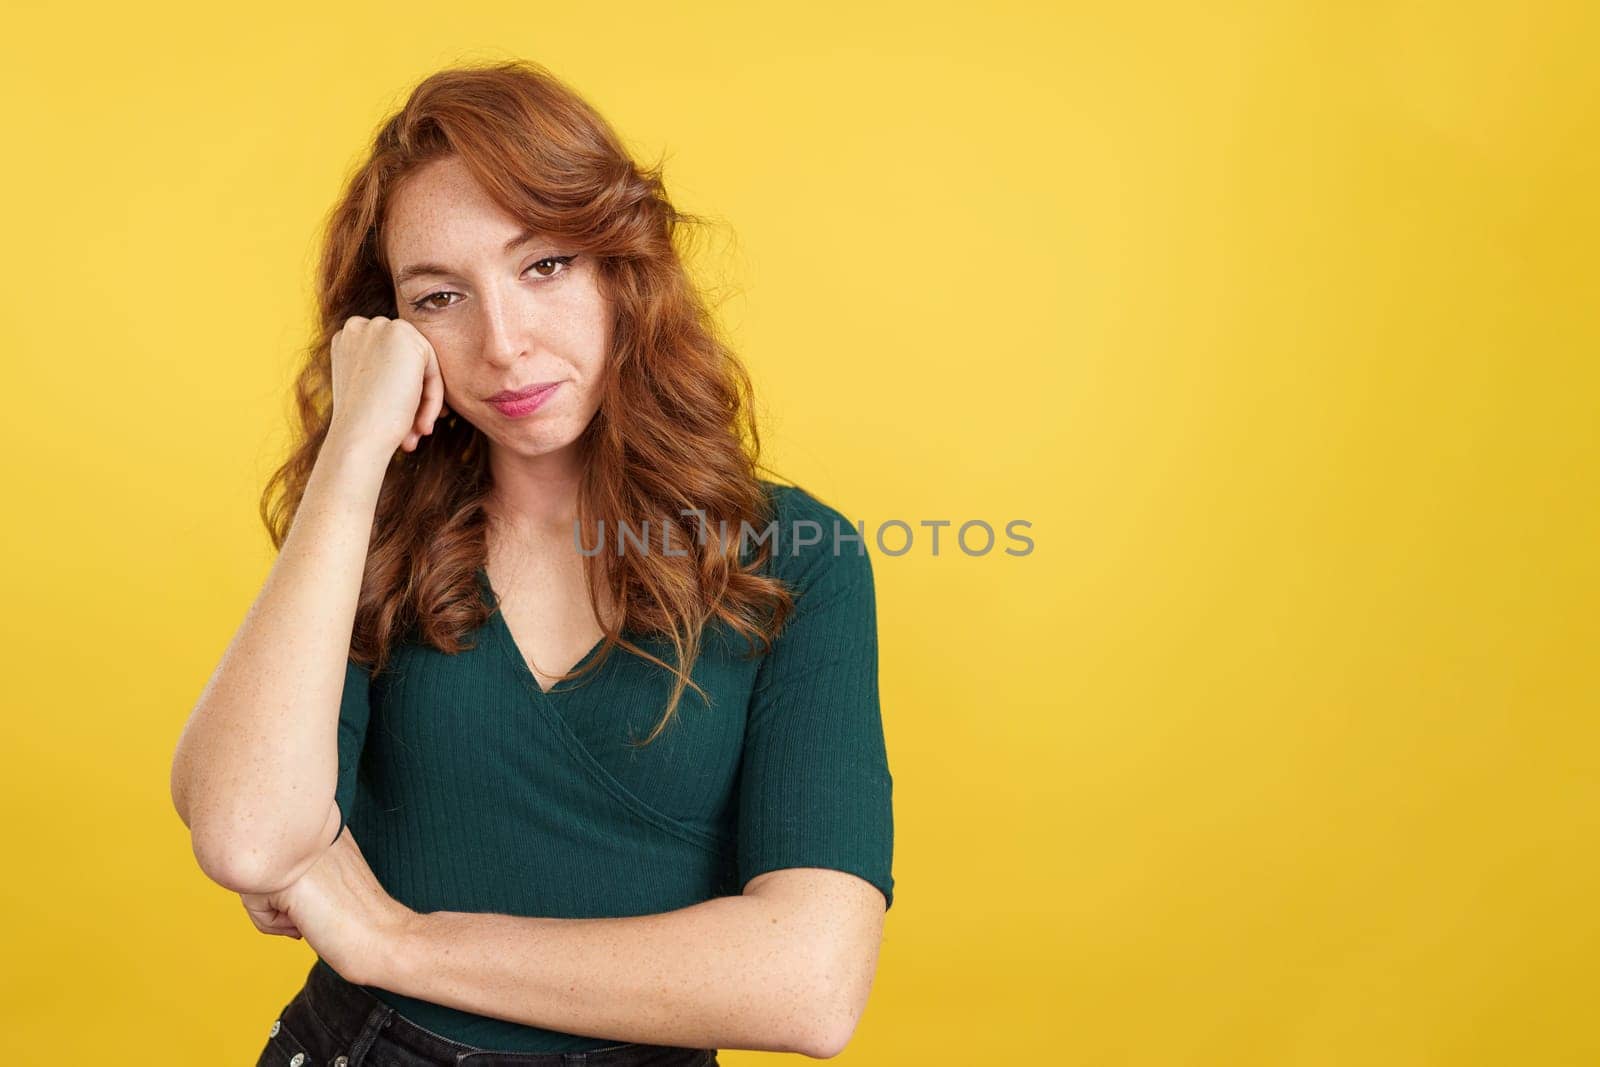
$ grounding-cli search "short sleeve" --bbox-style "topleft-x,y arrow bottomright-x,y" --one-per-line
330,655 -> 374,845
736,489 -> 896,910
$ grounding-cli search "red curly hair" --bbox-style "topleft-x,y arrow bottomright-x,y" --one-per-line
260,58 -> 794,745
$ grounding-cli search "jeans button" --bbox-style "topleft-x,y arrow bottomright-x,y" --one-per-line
269,1020 -> 280,1037
335,1059 -> 349,1066
289,1055 -> 305,1067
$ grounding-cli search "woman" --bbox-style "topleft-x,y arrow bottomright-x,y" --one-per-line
168,59 -> 895,1066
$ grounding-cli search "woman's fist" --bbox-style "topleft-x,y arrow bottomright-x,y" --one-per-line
240,891 -> 302,940
326,315 -> 447,457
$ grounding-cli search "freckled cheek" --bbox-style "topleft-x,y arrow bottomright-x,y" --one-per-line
426,350 -> 475,400
419,327 -> 488,376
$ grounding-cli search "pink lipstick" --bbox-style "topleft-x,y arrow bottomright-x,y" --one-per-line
487,382 -> 561,418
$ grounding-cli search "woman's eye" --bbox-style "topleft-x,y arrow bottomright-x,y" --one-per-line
528,254 -> 577,279
409,255 -> 578,313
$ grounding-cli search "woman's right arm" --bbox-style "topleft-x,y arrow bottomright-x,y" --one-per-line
170,434 -> 387,896
170,316 -> 444,896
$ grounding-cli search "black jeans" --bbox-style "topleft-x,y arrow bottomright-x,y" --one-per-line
255,959 -> 719,1066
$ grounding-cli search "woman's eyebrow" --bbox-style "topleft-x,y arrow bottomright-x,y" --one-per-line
394,226 -> 542,285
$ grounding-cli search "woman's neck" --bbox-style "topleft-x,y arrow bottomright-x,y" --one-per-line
485,440 -> 586,540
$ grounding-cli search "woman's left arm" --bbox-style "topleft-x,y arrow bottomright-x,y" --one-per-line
267,830 -> 884,1056
377,865 -> 885,1058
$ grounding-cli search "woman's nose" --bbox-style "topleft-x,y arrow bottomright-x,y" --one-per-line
478,294 -> 529,366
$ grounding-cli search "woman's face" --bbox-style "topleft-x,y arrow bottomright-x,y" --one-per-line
383,155 -> 611,462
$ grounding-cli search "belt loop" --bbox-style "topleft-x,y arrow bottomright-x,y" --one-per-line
346,1002 -> 395,1066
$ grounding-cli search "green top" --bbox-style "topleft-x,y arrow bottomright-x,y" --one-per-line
327,481 -> 895,1052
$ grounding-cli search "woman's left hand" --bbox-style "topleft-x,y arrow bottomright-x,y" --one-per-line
240,892 -> 303,940
240,828 -> 416,988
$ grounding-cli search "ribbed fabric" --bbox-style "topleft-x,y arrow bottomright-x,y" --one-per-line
326,481 -> 894,1053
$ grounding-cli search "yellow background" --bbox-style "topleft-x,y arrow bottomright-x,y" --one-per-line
4,2 -> 1596,1063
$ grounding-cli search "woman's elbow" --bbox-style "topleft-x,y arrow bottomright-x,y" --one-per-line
799,1017 -> 859,1060
184,814 -> 327,896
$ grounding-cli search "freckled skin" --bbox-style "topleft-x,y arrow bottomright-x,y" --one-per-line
384,156 -> 618,680
384,155 -> 611,523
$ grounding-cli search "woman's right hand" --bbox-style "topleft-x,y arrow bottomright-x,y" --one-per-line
326,315 -> 446,457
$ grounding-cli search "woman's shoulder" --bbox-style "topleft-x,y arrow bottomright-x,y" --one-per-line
752,478 -> 874,592
755,477 -> 857,527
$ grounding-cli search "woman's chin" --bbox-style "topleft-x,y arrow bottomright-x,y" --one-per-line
489,428 -> 585,462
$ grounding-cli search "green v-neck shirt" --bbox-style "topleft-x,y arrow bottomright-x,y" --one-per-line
325,480 -> 895,1053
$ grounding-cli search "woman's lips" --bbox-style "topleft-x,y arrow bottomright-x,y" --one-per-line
488,382 -> 561,418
